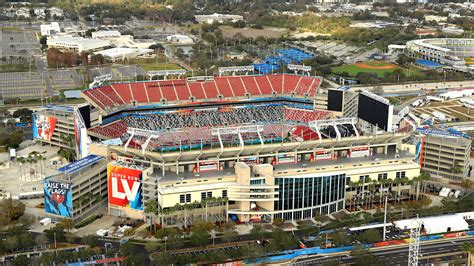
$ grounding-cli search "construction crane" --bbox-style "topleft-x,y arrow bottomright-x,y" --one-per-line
408,216 -> 422,266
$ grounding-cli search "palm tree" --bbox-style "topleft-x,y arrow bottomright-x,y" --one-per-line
415,172 -> 431,200
460,179 -> 474,194
463,242 -> 473,266
17,157 -> 24,180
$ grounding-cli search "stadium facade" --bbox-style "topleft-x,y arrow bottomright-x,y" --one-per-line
406,38 -> 474,66
34,73 -> 421,224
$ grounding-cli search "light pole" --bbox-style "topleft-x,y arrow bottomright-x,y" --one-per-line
383,195 -> 388,241
54,232 -> 57,249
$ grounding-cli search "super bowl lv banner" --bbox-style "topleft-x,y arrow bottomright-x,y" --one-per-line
107,164 -> 143,211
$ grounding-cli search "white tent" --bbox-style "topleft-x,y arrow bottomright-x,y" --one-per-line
394,215 -> 469,234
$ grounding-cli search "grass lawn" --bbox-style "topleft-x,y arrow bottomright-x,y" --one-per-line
0,64 -> 35,73
130,57 -> 182,72
332,61 -> 399,78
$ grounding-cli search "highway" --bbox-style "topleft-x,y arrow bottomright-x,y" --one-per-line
291,236 -> 474,265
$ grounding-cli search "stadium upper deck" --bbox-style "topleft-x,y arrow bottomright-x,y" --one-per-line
81,74 -> 321,113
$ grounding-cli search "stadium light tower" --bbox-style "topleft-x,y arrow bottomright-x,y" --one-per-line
408,215 -> 421,266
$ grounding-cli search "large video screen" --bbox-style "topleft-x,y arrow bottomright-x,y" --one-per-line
327,89 -> 344,112
108,164 -> 143,211
358,93 -> 390,130
32,114 -> 57,141
44,179 -> 73,218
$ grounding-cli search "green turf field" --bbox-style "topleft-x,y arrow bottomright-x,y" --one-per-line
332,61 -> 405,78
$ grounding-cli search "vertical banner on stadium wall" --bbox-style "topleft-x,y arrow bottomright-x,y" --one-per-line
415,136 -> 424,167
44,179 -> 73,218
32,114 -> 57,141
349,147 -> 370,158
74,111 -> 91,159
108,164 -> 143,210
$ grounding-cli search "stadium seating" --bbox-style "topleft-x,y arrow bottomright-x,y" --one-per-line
130,82 -> 149,103
267,74 -> 283,94
145,82 -> 162,102
89,120 -> 127,138
241,76 -> 261,96
85,74 -> 322,111
283,75 -> 301,94
254,76 -> 273,95
202,81 -> 220,99
227,77 -> 247,96
214,77 -> 234,97
111,84 -> 133,104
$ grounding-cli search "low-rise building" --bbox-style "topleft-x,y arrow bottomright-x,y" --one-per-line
195,13 -> 243,24
166,34 -> 194,45
421,134 -> 471,180
47,36 -> 111,53
41,22 -> 61,36
94,48 -> 154,62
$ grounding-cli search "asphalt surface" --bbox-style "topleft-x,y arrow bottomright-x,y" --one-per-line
292,237 -> 474,266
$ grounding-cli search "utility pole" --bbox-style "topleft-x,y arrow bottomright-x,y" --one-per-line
383,195 -> 388,241
408,215 -> 421,266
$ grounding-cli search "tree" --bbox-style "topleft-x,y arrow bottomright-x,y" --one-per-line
267,228 -> 298,252
12,255 -> 29,266
12,108 -> 32,120
222,228 -> 238,243
18,214 -> 35,228
58,218 -> 75,232
0,198 -> 25,225
332,231 -> 351,246
372,86 -> 384,96
250,224 -> 266,241
351,244 -> 384,266
44,226 -> 66,243
145,241 -> 163,253
82,234 -> 99,247
39,252 -> 56,265
272,218 -> 284,227
460,178 -> 473,194
190,220 -> 212,247
358,229 -> 381,244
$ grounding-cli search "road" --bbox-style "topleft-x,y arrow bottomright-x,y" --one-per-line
291,237 -> 474,265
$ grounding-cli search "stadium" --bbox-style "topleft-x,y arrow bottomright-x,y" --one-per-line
34,70 -> 420,225
406,38 -> 474,66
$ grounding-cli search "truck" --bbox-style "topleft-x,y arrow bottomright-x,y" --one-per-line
9,148 -> 16,161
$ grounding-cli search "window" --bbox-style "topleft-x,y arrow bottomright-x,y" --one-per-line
207,191 -> 212,198
378,173 -> 387,181
180,194 -> 185,203
396,171 -> 405,179
222,190 -> 227,198
186,194 -> 191,203
359,175 -> 369,182
201,192 -> 206,200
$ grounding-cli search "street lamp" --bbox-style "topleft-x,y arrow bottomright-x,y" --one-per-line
164,236 -> 167,252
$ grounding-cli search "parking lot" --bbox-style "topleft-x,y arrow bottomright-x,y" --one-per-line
298,41 -> 360,60
0,29 -> 41,57
0,71 -> 46,99
412,100 -> 474,122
